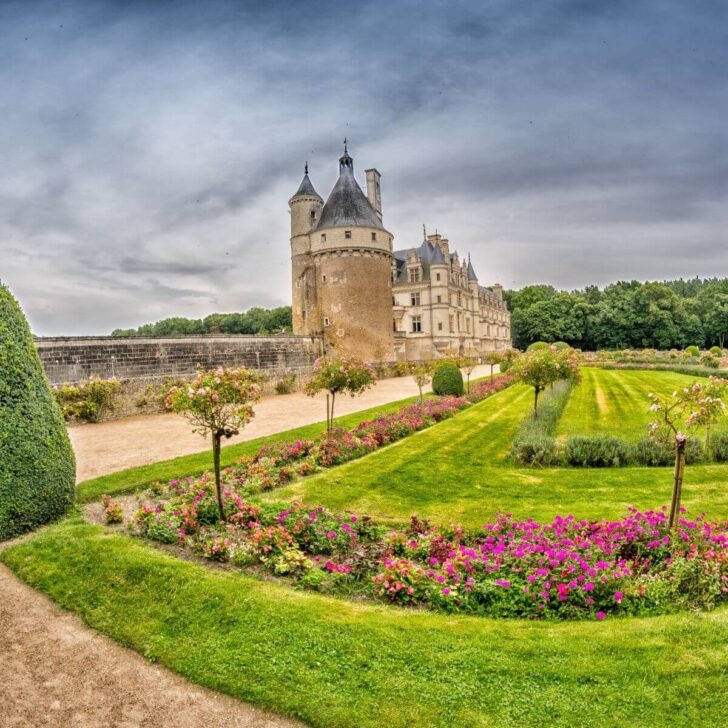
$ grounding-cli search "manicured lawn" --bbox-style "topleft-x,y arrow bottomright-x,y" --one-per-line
3,517 -> 726,728
557,367 -> 704,440
271,383 -> 728,527
77,390 -> 441,503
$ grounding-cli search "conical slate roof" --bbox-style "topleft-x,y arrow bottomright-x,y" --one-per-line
291,171 -> 321,200
467,257 -> 478,281
316,151 -> 384,231
431,242 -> 446,264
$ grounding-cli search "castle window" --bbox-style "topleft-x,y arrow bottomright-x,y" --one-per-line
323,317 -> 330,327
321,233 -> 326,242
411,316 -> 422,333
322,274 -> 327,282
438,322 -> 443,331
345,230 -> 352,239
411,292 -> 420,306
436,273 -> 441,282
310,210 -> 317,221
296,280 -> 301,288
466,318 -> 471,333
436,295 -> 442,303
371,232 -> 377,241
449,315 -> 454,333
409,269 -> 421,283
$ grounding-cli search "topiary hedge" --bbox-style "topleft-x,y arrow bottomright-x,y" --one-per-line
431,361 -> 464,396
526,341 -> 550,352
0,284 -> 75,540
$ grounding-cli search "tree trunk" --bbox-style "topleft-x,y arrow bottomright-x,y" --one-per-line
467,373 -> 471,393
490,364 -> 494,383
534,387 -> 540,418
418,384 -> 423,402
212,430 -> 225,522
705,423 -> 712,460
330,391 -> 336,432
668,439 -> 686,529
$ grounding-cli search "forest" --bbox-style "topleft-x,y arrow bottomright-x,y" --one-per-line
111,306 -> 292,337
504,278 -> 728,351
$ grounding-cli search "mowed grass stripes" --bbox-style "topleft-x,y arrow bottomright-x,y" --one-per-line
557,368 -> 708,440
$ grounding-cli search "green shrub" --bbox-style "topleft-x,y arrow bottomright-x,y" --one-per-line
0,284 -> 76,540
274,375 -> 297,395
54,378 -> 121,422
551,341 -> 571,350
710,431 -> 728,462
563,435 -> 634,468
700,352 -> 720,369
633,436 -> 705,466
709,346 -> 723,357
526,341 -> 549,351
685,345 -> 700,357
510,432 -> 557,466
431,362 -> 463,396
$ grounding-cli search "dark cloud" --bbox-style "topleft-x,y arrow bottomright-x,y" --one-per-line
0,0 -> 726,334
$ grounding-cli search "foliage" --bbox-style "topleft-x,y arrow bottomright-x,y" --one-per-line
111,306 -> 292,336
166,367 -> 262,520
305,356 -> 376,432
506,278 -> 728,350
511,346 -> 580,417
710,345 -> 723,357
648,379 -> 727,527
510,380 -> 573,466
53,378 -> 121,422
274,375 -> 297,394
411,363 -> 433,401
526,341 -> 549,351
563,436 -> 634,468
100,495 -> 124,524
685,345 -> 700,357
431,361 -> 464,396
0,284 -> 75,540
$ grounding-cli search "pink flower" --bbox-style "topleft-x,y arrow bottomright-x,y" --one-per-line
442,587 -> 451,595
614,591 -> 624,603
596,611 -> 606,620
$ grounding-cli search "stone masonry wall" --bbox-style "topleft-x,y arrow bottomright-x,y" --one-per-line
36,335 -> 322,386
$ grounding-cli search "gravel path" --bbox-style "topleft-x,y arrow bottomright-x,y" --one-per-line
69,365 -> 493,481
0,560 -> 303,728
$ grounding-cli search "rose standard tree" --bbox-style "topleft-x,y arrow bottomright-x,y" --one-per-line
412,362 -> 434,402
512,346 -> 581,417
649,379 -> 726,529
305,355 -> 376,433
167,367 -> 262,521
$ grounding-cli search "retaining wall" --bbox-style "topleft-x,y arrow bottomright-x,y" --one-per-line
35,334 -> 322,386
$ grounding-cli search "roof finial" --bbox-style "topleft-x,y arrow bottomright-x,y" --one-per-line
343,137 -> 348,154
304,161 -> 308,175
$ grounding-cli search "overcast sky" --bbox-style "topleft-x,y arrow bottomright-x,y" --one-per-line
1,0 -> 727,335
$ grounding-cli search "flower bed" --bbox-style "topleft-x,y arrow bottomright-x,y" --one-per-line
123,477 -> 728,620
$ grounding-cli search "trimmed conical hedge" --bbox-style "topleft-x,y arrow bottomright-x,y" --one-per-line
0,284 -> 75,540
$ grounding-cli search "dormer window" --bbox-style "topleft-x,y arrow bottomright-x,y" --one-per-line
345,230 -> 352,239
409,269 -> 421,283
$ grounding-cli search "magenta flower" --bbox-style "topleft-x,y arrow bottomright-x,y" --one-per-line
596,611 -> 606,620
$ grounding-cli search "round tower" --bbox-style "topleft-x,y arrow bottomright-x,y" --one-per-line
289,163 -> 323,336
310,144 -> 394,360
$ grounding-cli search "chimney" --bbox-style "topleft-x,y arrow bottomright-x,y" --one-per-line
492,283 -> 503,299
365,168 -> 382,221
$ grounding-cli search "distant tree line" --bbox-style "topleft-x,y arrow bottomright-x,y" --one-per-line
505,278 -> 728,351
111,306 -> 292,337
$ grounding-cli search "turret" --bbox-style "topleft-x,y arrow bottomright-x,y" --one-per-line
289,163 -> 323,240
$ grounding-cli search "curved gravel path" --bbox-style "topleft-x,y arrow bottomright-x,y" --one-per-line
0,560 -> 302,727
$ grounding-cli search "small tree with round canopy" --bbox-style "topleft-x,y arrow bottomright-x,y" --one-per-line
648,379 -> 726,528
305,355 -> 376,433
166,367 -> 262,521
512,347 -> 580,417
